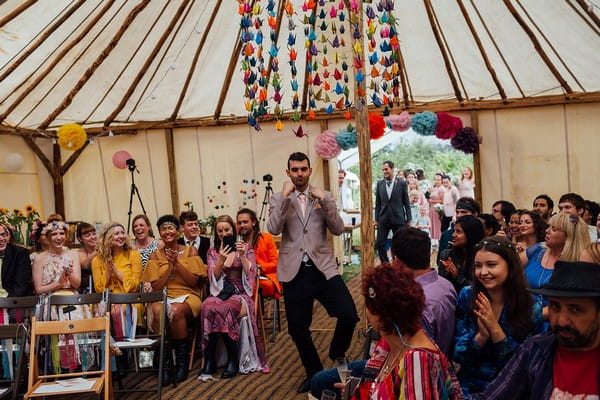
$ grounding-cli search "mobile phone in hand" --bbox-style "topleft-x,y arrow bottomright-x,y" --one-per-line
222,235 -> 236,250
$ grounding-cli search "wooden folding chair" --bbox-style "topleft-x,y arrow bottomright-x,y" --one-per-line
24,313 -> 111,400
254,270 -> 267,349
188,275 -> 209,371
0,324 -> 28,400
108,289 -> 167,400
0,296 -> 40,323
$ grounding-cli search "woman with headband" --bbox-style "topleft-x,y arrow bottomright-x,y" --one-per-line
142,215 -> 207,385
32,220 -> 81,296
452,236 -> 545,397
341,263 -> 463,399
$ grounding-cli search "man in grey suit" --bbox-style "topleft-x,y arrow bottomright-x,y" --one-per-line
374,160 -> 412,262
267,152 -> 359,393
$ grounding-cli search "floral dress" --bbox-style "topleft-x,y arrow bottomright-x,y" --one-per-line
201,247 -> 268,372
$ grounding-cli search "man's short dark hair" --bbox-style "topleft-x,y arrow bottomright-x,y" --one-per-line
492,200 -> 516,224
456,197 -> 481,215
559,193 -> 585,211
391,227 -> 431,270
179,211 -> 198,225
383,160 -> 394,169
534,194 -> 554,210
288,152 -> 310,169
442,175 -> 451,181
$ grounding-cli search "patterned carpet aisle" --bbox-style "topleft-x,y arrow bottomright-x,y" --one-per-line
122,273 -> 365,400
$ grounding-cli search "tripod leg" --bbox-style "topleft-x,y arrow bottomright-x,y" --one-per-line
132,185 -> 147,215
127,183 -> 137,233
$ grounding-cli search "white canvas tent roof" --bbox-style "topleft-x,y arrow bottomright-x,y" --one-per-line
1,0 -> 599,137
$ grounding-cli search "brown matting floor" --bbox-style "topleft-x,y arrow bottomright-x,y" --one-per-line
119,274 -> 366,400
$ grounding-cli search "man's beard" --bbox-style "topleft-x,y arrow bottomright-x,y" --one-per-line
553,318 -> 599,349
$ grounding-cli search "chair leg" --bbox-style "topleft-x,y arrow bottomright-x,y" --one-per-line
271,298 -> 279,342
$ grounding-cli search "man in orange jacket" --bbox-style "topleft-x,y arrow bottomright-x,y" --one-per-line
236,208 -> 281,298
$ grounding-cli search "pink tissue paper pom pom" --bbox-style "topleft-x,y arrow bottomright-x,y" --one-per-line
386,111 -> 411,132
315,130 -> 342,160
435,112 -> 463,140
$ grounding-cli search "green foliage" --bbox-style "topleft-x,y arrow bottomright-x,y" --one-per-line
349,136 -> 472,184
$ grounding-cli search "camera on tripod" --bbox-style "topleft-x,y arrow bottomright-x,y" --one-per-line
126,158 -> 136,171
262,173 -> 273,182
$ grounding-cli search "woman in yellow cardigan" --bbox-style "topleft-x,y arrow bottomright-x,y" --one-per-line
92,222 -> 142,295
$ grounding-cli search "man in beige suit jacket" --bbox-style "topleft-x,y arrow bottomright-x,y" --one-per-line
267,152 -> 359,393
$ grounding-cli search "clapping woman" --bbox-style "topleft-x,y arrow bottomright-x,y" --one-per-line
438,215 -> 485,293
142,215 -> 207,384
452,236 -> 545,396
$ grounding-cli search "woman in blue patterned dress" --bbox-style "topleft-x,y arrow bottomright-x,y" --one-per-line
452,236 -> 545,397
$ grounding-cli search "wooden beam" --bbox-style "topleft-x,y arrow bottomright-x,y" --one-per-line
165,128 -> 180,215
21,136 -> 53,176
104,0 -> 191,128
574,0 -> 600,29
0,0 -> 37,29
3,91 -> 600,137
38,0 -> 151,130
503,0 -> 573,94
456,0 -> 507,100
60,141 -> 89,176
52,144 -> 65,218
319,120 -> 331,191
0,0 -> 86,82
351,0 -> 374,275
0,1 -> 116,123
423,0 -> 463,102
171,0 -> 221,120
470,111 -> 483,205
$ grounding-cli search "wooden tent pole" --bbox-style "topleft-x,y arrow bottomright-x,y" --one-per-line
470,111 -> 483,205
165,128 -> 180,215
52,144 -> 65,218
351,0 -> 374,275
0,0 -> 37,29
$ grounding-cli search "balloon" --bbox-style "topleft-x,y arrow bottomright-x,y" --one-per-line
3,153 -> 25,172
112,150 -> 132,169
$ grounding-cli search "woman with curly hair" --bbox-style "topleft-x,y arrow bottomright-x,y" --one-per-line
515,210 -> 548,252
92,222 -> 141,295
452,237 -> 545,396
345,263 -> 463,399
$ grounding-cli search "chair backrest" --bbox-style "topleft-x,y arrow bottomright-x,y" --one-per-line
0,296 -> 39,309
27,313 -> 111,400
107,290 -> 166,306
46,291 -> 105,321
0,324 -> 27,400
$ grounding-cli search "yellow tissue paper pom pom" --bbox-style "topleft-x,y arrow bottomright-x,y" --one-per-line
57,123 -> 87,151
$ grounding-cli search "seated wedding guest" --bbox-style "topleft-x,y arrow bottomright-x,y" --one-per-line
515,210 -> 547,252
478,214 -> 501,237
581,243 -> 600,264
76,222 -> 97,293
583,200 -> 599,227
0,222 -> 33,297
131,214 -> 162,270
92,222 -> 142,372
472,261 -> 600,399
29,220 -> 49,261
178,211 -> 210,264
199,215 -> 268,380
533,194 -> 554,223
236,208 -> 281,299
438,215 -> 485,293
310,228 -> 457,398
491,200 -> 515,234
452,236 -> 545,397
142,215 -> 207,384
92,222 -> 142,295
558,192 -> 598,242
345,264 -> 464,399
46,213 -> 64,223
438,197 -> 481,261
521,213 -> 591,306
32,221 -> 81,296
